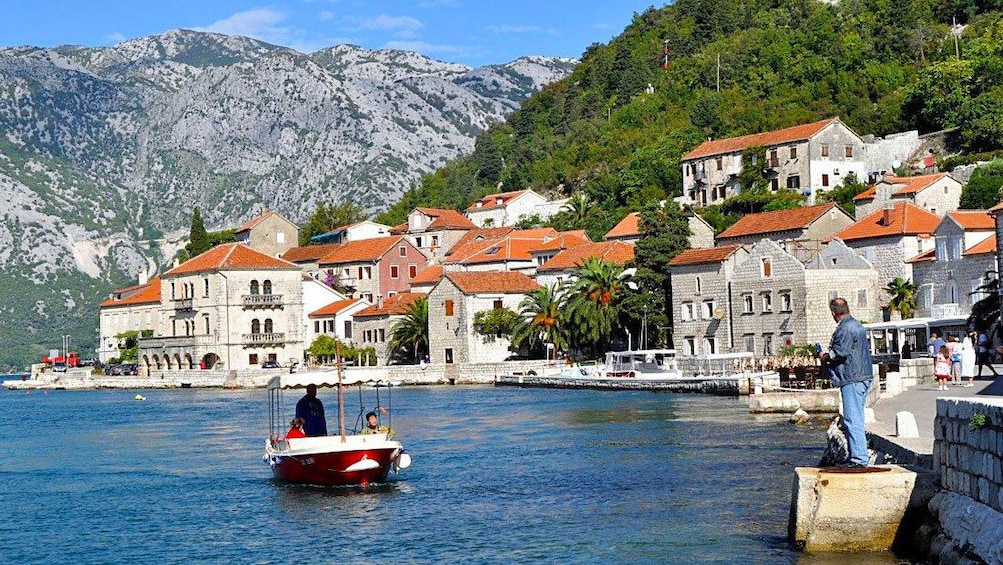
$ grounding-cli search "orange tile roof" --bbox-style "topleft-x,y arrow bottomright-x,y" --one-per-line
605,212 -> 641,239
308,298 -> 364,318
669,245 -> 743,266
682,118 -> 838,161
853,173 -> 954,202
409,265 -> 443,286
100,278 -> 162,307
443,271 -> 540,294
717,203 -> 841,240
833,202 -> 941,242
537,242 -> 635,272
446,228 -> 560,265
466,190 -> 530,211
236,210 -> 277,233
317,236 -> 409,265
353,292 -> 426,318
448,227 -> 515,256
426,210 -> 477,230
528,231 -> 592,253
165,243 -> 297,276
965,235 -> 996,256
948,210 -> 995,231
282,243 -> 344,263
989,201 -> 1003,214
906,249 -> 935,264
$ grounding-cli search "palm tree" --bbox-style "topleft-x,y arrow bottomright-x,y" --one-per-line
513,283 -> 569,359
561,192 -> 590,226
883,277 -> 917,319
568,257 -> 626,349
387,297 -> 428,363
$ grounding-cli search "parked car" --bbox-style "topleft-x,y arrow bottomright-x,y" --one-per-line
261,360 -> 281,369
78,358 -> 96,367
122,363 -> 139,375
107,364 -> 123,376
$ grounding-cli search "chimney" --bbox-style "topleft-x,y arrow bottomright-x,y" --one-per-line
138,270 -> 148,285
377,295 -> 384,309
882,205 -> 894,227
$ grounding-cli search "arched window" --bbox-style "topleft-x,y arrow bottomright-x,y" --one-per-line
250,280 -> 260,295
263,280 -> 273,295
251,319 -> 261,334
264,318 -> 274,333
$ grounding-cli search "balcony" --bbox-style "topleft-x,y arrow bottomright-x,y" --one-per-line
242,294 -> 284,308
242,332 -> 286,345
140,335 -> 218,350
929,303 -> 965,319
173,298 -> 193,311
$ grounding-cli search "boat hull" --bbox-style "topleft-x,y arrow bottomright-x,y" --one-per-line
268,447 -> 400,486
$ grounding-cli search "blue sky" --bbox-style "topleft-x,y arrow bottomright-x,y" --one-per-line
0,1 -> 663,66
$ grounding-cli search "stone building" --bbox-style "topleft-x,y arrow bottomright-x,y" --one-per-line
305,298 -> 368,350
910,211 -> 996,319
351,292 -> 426,365
427,271 -> 539,364
139,243 -> 305,372
465,189 -> 558,228
535,241 -> 635,289
715,202 -> 855,261
234,210 -> 299,258
668,245 -> 748,356
832,201 -> 940,286
605,211 -> 715,248
852,173 -> 963,220
310,220 -> 392,244
98,277 -> 161,363
680,117 -> 868,207
316,235 -> 429,303
394,207 -> 477,261
444,227 -> 562,274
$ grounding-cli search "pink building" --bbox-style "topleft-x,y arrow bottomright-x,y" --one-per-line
317,236 -> 430,303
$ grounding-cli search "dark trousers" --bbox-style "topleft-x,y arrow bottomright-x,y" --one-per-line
977,351 -> 998,377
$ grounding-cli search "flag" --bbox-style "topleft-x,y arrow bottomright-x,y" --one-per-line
662,42 -> 669,71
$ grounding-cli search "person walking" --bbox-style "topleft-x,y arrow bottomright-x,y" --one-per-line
961,332 -> 977,388
934,345 -> 952,391
976,330 -> 999,379
821,297 -> 873,469
946,336 -> 962,385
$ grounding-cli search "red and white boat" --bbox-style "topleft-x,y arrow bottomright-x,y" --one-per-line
263,371 -> 411,487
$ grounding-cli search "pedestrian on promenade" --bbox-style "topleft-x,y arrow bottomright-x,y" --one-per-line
961,333 -> 976,388
976,330 -> 999,379
926,332 -> 945,358
821,297 -> 873,468
295,384 -> 328,437
935,345 -> 952,391
946,336 -> 962,385
900,341 -> 912,360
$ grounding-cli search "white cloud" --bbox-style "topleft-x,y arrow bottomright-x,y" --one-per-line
192,8 -> 291,42
383,39 -> 464,56
318,10 -> 334,21
358,14 -> 423,34
104,32 -> 127,44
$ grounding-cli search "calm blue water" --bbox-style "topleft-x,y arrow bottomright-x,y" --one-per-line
0,386 -> 906,564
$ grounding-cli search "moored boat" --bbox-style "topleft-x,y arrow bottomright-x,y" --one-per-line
263,371 -> 411,487
577,349 -> 682,379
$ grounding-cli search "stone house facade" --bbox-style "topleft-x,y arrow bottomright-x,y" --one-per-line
680,117 -> 868,207
234,210 -> 299,258
715,202 -> 855,261
397,207 -> 477,261
465,189 -> 553,228
833,201 -> 940,287
669,245 -> 749,357
306,298 -> 368,351
98,277 -> 161,363
317,235 -> 429,303
351,293 -> 426,365
427,271 -> 539,364
852,173 -> 963,220
139,243 -> 305,372
910,212 -> 996,319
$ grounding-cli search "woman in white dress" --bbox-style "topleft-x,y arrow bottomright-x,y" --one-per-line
960,332 -> 977,387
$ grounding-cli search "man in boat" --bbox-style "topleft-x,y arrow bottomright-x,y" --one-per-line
295,384 -> 328,436
821,297 -> 872,469
362,411 -> 389,435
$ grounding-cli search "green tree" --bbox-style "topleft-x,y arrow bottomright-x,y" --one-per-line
884,277 -> 918,319
473,132 -> 503,184
188,208 -> 211,257
632,201 -> 691,347
513,283 -> 569,359
115,330 -> 141,362
960,159 -> 1003,209
816,173 -> 865,217
387,297 -> 429,364
299,201 -> 367,246
568,257 -> 627,351
968,277 -> 999,332
473,307 -> 521,338
308,335 -> 338,364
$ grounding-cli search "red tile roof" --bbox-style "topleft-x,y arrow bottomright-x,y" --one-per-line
965,235 -> 996,256
166,243 -> 297,276
446,228 -> 560,265
537,241 -> 635,272
282,243 -> 344,263
353,292 -> 426,318
308,298 -> 364,318
466,190 -> 530,211
414,207 -> 477,230
443,271 -> 540,294
528,231 -> 592,253
682,118 -> 838,161
605,212 -> 641,239
717,203 -> 842,240
100,278 -> 162,307
853,173 -> 954,202
448,227 -> 515,256
833,202 -> 941,242
905,249 -> 935,264
948,210 -> 995,231
235,210 -> 279,233
317,236 -> 410,265
409,265 -> 443,286
669,245 -> 743,266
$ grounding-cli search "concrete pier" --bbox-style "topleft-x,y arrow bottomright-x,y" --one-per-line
788,465 -> 937,552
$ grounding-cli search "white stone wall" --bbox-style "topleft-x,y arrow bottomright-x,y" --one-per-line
688,216 -> 715,248
99,302 -> 158,363
913,252 -> 995,318
427,278 -> 527,364
912,177 -> 962,216
863,130 -> 921,173
846,236 -> 930,289
673,261 -> 735,355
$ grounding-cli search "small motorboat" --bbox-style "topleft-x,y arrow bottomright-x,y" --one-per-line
563,349 -> 682,380
263,365 -> 411,487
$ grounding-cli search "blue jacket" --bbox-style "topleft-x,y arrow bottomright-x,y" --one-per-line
827,315 -> 873,387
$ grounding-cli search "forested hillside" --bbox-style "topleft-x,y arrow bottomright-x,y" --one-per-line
378,0 -> 1003,236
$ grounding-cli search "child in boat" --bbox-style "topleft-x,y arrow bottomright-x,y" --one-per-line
285,417 -> 306,439
362,411 -> 390,435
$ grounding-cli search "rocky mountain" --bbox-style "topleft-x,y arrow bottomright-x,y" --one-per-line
0,29 -> 575,369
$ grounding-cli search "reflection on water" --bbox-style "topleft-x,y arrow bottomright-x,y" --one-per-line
0,386 -> 919,564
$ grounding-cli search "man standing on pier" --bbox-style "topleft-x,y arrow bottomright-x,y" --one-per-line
821,297 -> 873,468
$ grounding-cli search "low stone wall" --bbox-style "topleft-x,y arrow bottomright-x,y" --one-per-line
928,397 -> 1003,564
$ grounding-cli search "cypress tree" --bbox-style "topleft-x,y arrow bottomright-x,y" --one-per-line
189,207 -> 211,257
